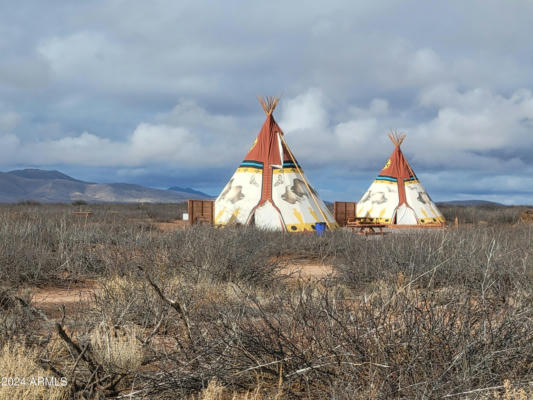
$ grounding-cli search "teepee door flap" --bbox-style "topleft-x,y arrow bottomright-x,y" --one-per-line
252,201 -> 285,231
394,203 -> 418,225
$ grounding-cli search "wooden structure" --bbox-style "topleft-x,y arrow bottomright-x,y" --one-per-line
73,211 -> 92,225
73,211 -> 92,217
346,217 -> 386,235
333,201 -> 357,227
386,224 -> 445,228
188,200 -> 214,225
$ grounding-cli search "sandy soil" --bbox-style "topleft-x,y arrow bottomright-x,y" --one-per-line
281,263 -> 335,279
151,220 -> 189,231
277,256 -> 335,279
31,283 -> 99,318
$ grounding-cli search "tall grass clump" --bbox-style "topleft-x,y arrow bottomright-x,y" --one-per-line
0,343 -> 68,400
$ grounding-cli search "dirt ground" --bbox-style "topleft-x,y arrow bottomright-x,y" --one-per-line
279,259 -> 335,279
152,219 -> 189,231
30,282 -> 99,318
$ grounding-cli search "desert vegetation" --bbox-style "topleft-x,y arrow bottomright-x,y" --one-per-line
0,202 -> 531,399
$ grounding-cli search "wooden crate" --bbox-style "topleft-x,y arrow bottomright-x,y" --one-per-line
188,200 -> 214,225
334,201 -> 357,227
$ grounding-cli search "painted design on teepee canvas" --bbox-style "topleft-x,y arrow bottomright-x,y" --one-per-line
361,190 -> 388,205
219,179 -> 244,204
280,178 -> 308,204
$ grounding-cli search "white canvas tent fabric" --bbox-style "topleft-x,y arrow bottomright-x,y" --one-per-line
356,133 -> 445,225
215,97 -> 337,232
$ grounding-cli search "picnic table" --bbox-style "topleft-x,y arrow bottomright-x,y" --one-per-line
72,211 -> 93,225
345,218 -> 386,235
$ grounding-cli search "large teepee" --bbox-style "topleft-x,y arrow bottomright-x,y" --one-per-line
356,132 -> 445,225
214,97 -> 337,232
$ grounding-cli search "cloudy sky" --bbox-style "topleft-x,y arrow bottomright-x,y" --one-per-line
1,0 -> 532,204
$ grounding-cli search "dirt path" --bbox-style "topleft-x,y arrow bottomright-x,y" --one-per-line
152,220 -> 189,231
30,283 -> 99,318
277,257 -> 335,279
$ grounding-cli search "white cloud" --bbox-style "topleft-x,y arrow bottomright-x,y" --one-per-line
0,127 -> 199,167
280,88 -> 329,132
0,101 -> 244,168
277,87 -> 533,171
410,87 -> 533,168
279,89 -> 391,166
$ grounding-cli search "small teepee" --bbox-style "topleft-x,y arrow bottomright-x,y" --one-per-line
356,132 -> 445,226
214,97 -> 337,232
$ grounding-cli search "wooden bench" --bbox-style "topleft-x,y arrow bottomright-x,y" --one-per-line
72,211 -> 92,215
73,211 -> 93,225
346,218 -> 386,235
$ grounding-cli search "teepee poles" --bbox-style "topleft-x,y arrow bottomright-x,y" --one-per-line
388,130 -> 406,147
257,96 -> 280,116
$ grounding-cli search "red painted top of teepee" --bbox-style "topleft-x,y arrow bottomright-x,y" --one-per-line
243,101 -> 295,210
244,114 -> 286,166
378,137 -> 417,206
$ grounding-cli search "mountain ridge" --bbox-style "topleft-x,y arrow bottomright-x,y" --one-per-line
168,186 -> 212,198
436,200 -> 503,206
0,169 -> 209,203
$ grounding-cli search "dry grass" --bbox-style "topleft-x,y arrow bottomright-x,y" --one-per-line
192,379 -> 280,400
0,343 -> 68,400
481,380 -> 533,399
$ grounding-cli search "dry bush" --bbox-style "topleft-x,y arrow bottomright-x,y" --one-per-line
124,278 -> 531,399
92,274 -> 171,332
167,225 -> 282,286
0,289 -> 39,347
439,204 -> 526,225
334,225 -> 533,297
520,210 -> 533,224
90,322 -> 143,372
0,203 -> 282,288
0,203 -> 186,285
141,202 -> 188,222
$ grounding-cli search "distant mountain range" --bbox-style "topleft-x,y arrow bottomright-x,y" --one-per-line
0,169 -> 211,203
437,200 -> 503,206
168,186 -> 212,198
